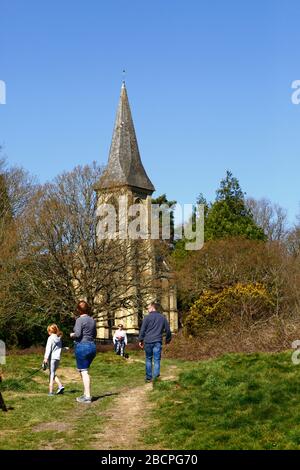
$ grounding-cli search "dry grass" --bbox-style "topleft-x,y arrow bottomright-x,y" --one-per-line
164,315 -> 300,361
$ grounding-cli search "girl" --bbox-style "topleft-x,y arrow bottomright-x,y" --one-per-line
43,324 -> 64,396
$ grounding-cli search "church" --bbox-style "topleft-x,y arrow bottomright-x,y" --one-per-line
94,82 -> 178,341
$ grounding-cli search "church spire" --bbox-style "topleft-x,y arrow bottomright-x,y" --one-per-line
96,82 -> 155,193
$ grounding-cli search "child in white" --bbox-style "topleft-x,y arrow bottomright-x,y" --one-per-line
113,324 -> 127,356
43,324 -> 64,396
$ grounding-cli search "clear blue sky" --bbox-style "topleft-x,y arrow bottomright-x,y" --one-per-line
1,0 -> 299,224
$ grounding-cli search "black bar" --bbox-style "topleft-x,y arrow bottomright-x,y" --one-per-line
0,450 -> 297,467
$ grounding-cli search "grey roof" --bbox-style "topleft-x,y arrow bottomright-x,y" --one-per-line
96,83 -> 155,193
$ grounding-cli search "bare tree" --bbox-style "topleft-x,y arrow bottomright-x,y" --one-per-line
286,205 -> 300,257
16,163 -> 160,327
246,197 -> 287,241
0,154 -> 39,344
0,150 -> 37,218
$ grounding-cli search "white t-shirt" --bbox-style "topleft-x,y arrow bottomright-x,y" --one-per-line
113,329 -> 127,345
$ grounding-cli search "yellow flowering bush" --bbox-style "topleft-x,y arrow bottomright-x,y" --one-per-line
184,283 -> 275,335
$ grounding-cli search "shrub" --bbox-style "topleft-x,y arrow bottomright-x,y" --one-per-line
184,282 -> 275,335
172,237 -> 299,318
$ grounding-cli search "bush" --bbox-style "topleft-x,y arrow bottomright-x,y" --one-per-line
172,237 -> 299,319
184,282 -> 275,335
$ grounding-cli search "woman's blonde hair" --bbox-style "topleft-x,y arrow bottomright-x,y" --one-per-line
47,324 -> 63,337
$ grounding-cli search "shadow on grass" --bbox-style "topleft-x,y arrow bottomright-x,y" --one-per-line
92,392 -> 119,402
1,406 -> 14,412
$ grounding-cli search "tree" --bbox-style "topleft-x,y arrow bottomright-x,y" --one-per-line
172,172 -> 265,267
204,171 -> 266,241
286,207 -> 300,257
4,163 -> 164,344
0,156 -> 12,246
246,197 -> 287,241
151,193 -> 177,245
0,173 -> 12,252
0,153 -> 36,262
0,155 -> 38,345
0,149 -> 36,218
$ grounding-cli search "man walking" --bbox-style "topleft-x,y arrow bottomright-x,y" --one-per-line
138,302 -> 172,383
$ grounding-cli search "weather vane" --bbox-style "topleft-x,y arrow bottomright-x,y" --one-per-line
122,69 -> 126,84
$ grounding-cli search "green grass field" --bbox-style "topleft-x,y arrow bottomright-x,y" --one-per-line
147,352 -> 300,450
1,350 -> 300,449
0,350 -> 148,450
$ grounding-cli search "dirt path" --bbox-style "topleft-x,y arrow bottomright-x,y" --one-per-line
93,365 -> 179,450
21,363 -> 180,450
93,382 -> 153,450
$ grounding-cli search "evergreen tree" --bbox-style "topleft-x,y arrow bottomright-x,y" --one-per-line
205,171 -> 266,241
151,193 -> 176,244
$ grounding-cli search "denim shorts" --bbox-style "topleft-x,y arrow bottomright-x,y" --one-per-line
75,341 -> 96,371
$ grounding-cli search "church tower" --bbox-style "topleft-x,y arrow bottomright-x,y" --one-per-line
94,82 -> 178,341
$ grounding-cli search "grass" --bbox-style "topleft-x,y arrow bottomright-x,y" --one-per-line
0,350 -> 147,450
2,350 -> 300,449
147,351 -> 300,450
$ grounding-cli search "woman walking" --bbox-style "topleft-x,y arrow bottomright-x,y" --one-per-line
70,301 -> 96,404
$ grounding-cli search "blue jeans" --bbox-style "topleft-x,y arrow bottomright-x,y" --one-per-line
144,342 -> 162,380
114,339 -> 125,356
